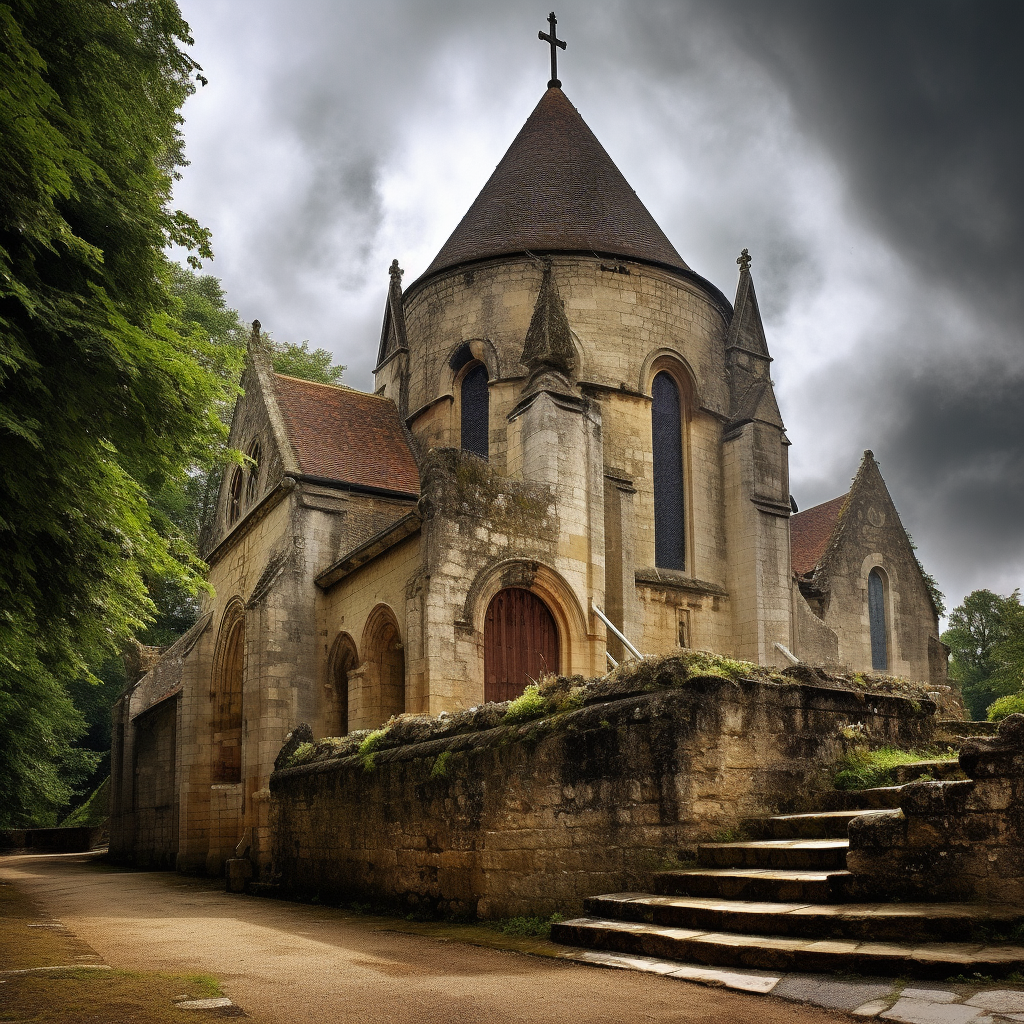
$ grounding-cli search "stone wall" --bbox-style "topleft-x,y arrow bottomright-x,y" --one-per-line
848,714 -> 1024,903
269,666 -> 935,918
130,698 -> 179,868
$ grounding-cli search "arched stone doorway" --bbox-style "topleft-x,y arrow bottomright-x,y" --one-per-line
484,588 -> 560,702
211,608 -> 244,784
326,633 -> 358,736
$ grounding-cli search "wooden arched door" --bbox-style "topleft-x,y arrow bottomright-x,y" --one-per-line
484,588 -> 559,702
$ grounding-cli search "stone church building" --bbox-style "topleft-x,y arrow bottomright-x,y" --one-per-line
110,85 -> 946,874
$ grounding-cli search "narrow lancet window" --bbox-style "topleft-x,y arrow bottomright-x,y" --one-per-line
652,371 -> 685,570
228,468 -> 244,524
461,363 -> 489,459
868,569 -> 888,671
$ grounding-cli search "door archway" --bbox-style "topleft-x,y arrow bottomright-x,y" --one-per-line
484,588 -> 559,703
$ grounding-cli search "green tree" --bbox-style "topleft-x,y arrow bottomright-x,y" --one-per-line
270,337 -> 346,385
0,0 -> 232,826
942,589 -> 1024,720
165,267 -> 345,553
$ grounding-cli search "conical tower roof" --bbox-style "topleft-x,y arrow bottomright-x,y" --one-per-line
422,87 -> 690,279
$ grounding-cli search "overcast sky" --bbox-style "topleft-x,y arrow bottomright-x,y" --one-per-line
172,0 -> 1023,620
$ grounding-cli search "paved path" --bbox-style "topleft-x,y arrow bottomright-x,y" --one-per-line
0,852 -> 853,1024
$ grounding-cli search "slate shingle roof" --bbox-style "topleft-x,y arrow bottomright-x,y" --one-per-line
423,87 -> 689,279
790,493 -> 849,577
271,374 -> 419,496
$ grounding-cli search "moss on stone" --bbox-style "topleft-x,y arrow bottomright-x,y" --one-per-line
274,650 -> 944,773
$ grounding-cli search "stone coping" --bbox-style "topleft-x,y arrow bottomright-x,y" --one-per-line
272,653 -> 938,779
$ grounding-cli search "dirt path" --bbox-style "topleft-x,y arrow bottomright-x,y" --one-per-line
0,852 -> 851,1024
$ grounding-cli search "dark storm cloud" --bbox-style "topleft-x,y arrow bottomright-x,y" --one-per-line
720,0 -> 1024,324
175,0 -> 1023,610
702,0 -> 1024,605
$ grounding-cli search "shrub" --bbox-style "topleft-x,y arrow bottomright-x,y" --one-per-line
988,692 -> 1024,722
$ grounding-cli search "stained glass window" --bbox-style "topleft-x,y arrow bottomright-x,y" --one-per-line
461,364 -> 489,459
869,569 -> 888,671
652,372 -> 685,570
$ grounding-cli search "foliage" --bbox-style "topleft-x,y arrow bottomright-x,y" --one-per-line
357,728 -> 388,772
488,913 -> 565,939
0,0 -> 235,824
504,683 -> 548,724
906,534 -> 946,617
833,746 -> 958,791
269,337 -> 346,385
987,692 -> 1024,722
59,776 -> 110,828
166,267 -> 344,553
942,589 -> 1024,719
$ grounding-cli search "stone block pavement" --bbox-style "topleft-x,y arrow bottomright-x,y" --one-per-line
566,949 -> 1024,1022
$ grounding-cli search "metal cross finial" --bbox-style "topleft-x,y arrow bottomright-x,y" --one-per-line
737,248 -> 751,273
538,12 -> 567,88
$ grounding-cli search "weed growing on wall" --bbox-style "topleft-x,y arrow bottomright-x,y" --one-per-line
357,729 -> 388,772
504,684 -> 548,724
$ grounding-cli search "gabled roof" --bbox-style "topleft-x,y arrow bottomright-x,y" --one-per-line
790,493 -> 849,577
271,374 -> 419,496
422,87 -> 689,280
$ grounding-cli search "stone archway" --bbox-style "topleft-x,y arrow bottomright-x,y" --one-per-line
483,587 -> 560,703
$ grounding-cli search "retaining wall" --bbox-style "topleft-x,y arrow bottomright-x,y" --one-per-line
270,671 -> 936,918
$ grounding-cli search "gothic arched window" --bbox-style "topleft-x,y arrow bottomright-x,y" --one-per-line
868,568 -> 888,671
461,364 -> 489,460
245,440 -> 262,505
652,371 -> 685,570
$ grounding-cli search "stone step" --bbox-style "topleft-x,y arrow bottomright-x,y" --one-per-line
697,839 -> 848,871
653,868 -> 852,903
582,893 -> 1024,944
765,810 -> 888,839
550,916 -> 1024,979
811,786 -> 905,812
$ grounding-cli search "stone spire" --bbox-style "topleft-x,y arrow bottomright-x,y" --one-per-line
521,260 -> 577,376
725,249 -> 784,430
375,259 -> 409,368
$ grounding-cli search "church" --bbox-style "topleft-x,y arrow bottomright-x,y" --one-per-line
110,65 -> 947,874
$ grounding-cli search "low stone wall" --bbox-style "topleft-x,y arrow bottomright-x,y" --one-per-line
848,714 -> 1024,903
0,827 -> 105,853
270,664 -> 936,918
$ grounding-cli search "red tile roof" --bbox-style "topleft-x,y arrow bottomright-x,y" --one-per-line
271,374 -> 419,496
424,87 -> 689,279
790,493 -> 849,576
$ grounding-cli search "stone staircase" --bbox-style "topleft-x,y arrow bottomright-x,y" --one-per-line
552,764 -> 1024,978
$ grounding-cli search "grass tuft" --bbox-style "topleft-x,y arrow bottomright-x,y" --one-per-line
504,684 -> 548,724
833,746 -> 958,790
